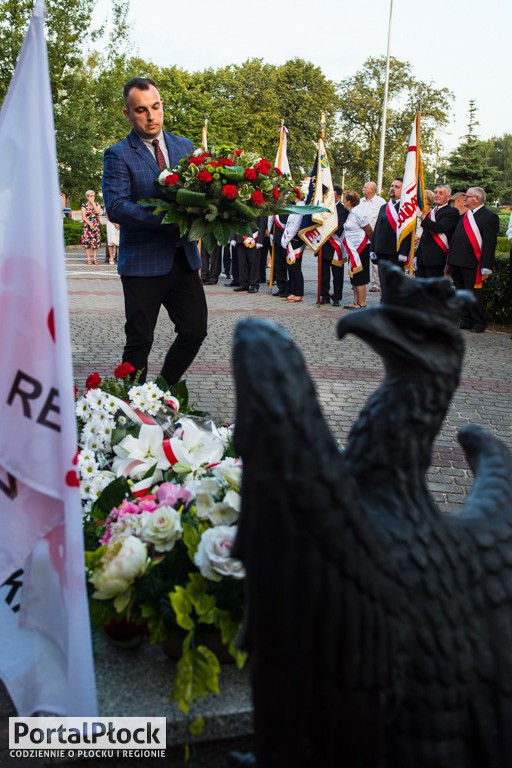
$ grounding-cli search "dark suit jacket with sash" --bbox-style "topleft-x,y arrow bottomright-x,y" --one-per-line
102,129 -> 201,276
322,201 -> 349,261
371,201 -> 411,258
417,204 -> 459,267
447,206 -> 499,272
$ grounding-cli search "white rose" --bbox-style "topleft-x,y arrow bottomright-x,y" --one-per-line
90,535 -> 149,600
207,498 -> 240,527
212,458 -> 242,489
140,506 -> 182,552
194,526 -> 245,582
186,477 -> 219,518
158,170 -> 170,184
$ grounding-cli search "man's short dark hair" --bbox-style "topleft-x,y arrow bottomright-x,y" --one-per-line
123,77 -> 158,106
333,184 -> 342,195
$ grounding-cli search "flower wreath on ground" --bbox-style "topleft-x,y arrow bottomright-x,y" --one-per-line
138,144 -> 326,254
77,365 -> 245,713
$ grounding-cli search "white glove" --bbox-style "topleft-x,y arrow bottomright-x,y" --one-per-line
398,254 -> 408,263
481,268 -> 492,276
256,244 -> 263,249
230,240 -> 236,247
413,257 -> 417,272
370,251 -> 377,261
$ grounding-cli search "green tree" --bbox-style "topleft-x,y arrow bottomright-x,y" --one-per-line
446,101 -> 502,198
331,56 -> 452,192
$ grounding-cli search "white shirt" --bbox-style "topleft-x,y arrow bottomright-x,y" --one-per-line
359,194 -> 385,229
141,131 -> 170,168
281,203 -> 305,248
506,213 -> 512,241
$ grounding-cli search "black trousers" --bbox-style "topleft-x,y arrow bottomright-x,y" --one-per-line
237,244 -> 261,288
321,256 -> 344,301
272,241 -> 289,292
288,257 -> 304,297
449,264 -> 486,331
121,250 -> 208,385
201,245 -> 221,283
416,262 -> 445,278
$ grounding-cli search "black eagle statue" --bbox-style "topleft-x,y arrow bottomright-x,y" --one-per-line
230,262 -> 512,768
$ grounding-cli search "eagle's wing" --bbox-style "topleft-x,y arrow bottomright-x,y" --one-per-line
446,424 -> 512,763
232,318 -> 406,768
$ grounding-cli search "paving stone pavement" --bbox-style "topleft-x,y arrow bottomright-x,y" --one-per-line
0,247 -> 511,762
68,246 -> 512,513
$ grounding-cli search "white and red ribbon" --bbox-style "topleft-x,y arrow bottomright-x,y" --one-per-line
385,200 -> 398,232
286,242 -> 305,265
428,209 -> 449,254
463,210 -> 485,288
343,234 -> 369,276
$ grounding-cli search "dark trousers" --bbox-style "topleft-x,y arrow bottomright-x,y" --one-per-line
288,257 -> 304,297
377,252 -> 400,287
223,244 -> 232,277
272,242 -> 289,292
321,257 -> 344,301
121,250 -> 208,385
450,265 -> 486,331
416,263 -> 445,278
260,235 -> 270,282
237,244 -> 260,288
201,246 -> 221,283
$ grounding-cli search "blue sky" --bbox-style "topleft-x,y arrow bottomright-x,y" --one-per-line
93,0 -> 510,155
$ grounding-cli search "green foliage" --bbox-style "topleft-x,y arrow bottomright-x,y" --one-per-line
63,218 -> 83,245
485,253 -> 512,325
331,56 -> 452,190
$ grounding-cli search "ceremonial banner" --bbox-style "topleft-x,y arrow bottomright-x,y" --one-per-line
397,113 -> 426,254
0,1 -> 97,716
274,124 -> 291,175
298,138 -> 338,252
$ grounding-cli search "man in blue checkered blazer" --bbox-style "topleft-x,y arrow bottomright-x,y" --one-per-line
102,77 -> 207,386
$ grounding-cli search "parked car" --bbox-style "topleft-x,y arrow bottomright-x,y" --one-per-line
62,207 -> 72,219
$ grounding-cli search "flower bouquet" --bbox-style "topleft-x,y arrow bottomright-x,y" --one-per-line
139,145 -> 327,254
77,366 -> 246,712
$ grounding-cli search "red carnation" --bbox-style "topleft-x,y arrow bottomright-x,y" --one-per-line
234,150 -> 243,156
165,173 -> 179,186
188,156 -> 204,166
218,158 -> 234,167
208,160 -> 220,167
114,362 -> 136,379
198,169 -> 213,182
222,184 -> 238,199
251,190 -> 265,206
86,372 -> 102,390
244,168 -> 258,181
294,187 -> 303,200
272,187 -> 280,201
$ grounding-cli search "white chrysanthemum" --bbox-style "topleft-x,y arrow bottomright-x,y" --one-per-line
79,456 -> 99,477
80,479 -> 94,501
85,388 -> 109,412
81,421 -> 109,451
101,393 -> 120,414
96,417 -> 116,448
78,449 -> 97,466
89,471 -> 116,500
75,396 -> 92,421
129,383 -> 165,415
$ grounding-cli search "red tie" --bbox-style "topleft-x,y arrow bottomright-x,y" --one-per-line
152,139 -> 167,170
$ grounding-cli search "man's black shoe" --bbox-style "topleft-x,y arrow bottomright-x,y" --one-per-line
471,327 -> 486,333
233,285 -> 248,292
225,280 -> 239,287
320,297 -> 330,305
332,299 -> 341,307
247,285 -> 259,293
272,290 -> 286,297
206,280 -> 218,285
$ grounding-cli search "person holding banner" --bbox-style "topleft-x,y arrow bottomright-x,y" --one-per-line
281,204 -> 306,302
320,184 -> 349,306
416,185 -> 459,278
341,190 -> 373,310
447,187 -> 499,333
370,178 -> 410,285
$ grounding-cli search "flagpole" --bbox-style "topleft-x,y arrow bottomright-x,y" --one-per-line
269,119 -> 285,292
198,113 -> 208,258
408,111 -> 420,277
317,113 -> 326,307
377,0 -> 393,194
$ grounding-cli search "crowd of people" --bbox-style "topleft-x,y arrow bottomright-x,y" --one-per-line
97,75 -> 505,387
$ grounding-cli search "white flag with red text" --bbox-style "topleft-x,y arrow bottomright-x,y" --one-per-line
397,114 -> 425,251
0,0 -> 97,716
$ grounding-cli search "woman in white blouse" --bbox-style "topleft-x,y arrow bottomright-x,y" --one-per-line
342,190 -> 373,310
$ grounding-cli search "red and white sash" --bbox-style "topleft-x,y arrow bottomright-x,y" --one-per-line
328,233 -> 345,266
385,200 -> 398,232
428,208 -> 449,253
342,233 -> 369,276
286,242 -> 305,264
462,210 -> 485,288
274,216 -> 285,232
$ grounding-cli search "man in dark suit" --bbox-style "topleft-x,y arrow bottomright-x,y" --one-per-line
416,185 -> 459,278
320,184 -> 349,306
102,77 -> 207,385
447,186 -> 499,333
370,178 -> 410,284
234,217 -> 267,293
